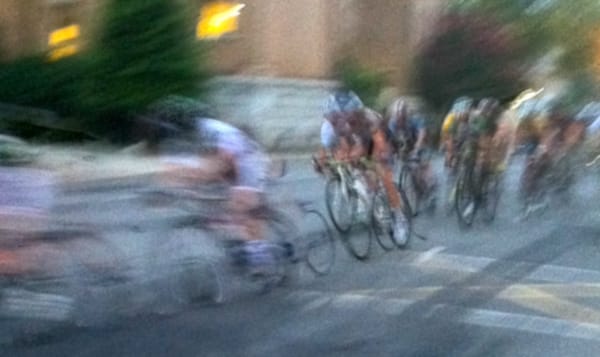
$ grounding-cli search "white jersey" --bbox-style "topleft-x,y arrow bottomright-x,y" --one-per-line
196,118 -> 268,189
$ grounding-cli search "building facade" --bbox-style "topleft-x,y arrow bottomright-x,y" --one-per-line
0,0 -> 445,88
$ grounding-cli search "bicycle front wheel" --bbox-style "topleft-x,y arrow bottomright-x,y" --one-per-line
371,191 -> 395,251
398,165 -> 418,217
481,174 -> 501,224
393,186 -> 413,249
325,177 -> 356,234
302,210 -> 336,275
455,167 -> 477,228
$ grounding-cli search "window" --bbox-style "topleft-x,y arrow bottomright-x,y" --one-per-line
47,24 -> 80,61
197,1 -> 245,40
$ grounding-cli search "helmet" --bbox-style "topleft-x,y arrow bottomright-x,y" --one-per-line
575,102 -> 600,125
452,96 -> 473,113
195,119 -> 223,155
323,90 -> 364,117
147,95 -> 216,134
387,98 -> 409,120
477,98 -> 500,114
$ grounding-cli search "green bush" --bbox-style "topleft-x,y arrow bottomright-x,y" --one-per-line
414,14 -> 527,112
334,58 -> 387,109
0,56 -> 83,114
0,0 -> 212,143
0,55 -> 89,139
79,0 -> 211,142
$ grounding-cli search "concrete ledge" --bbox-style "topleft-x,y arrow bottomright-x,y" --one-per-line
209,76 -> 339,90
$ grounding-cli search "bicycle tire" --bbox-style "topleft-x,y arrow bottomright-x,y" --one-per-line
370,191 -> 395,251
481,174 -> 501,224
342,219 -> 373,260
455,166 -> 477,228
302,210 -> 335,275
398,165 -> 418,217
60,235 -> 131,327
325,177 -> 356,234
149,229 -> 224,313
393,185 -> 413,249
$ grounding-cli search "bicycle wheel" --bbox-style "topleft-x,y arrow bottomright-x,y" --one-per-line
481,174 -> 501,224
325,177 -> 356,233
398,165 -> 418,217
455,166 -> 477,228
342,219 -> 373,260
370,191 -> 395,251
150,228 -> 225,313
60,234 -> 131,327
393,186 -> 413,249
301,210 -> 335,275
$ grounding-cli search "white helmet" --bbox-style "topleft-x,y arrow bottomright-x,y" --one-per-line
323,90 -> 364,117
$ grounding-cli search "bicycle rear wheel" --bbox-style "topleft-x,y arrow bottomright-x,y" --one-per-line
301,210 -> 335,275
371,191 -> 395,251
149,228 -> 225,313
325,177 -> 356,234
455,166 -> 477,228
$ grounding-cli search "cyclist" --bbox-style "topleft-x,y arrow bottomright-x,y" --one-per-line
440,97 -> 475,209
519,97 -> 584,211
314,90 -> 363,170
149,105 -> 283,269
468,98 -> 503,176
315,90 -> 409,244
440,97 -> 475,170
386,98 -> 437,207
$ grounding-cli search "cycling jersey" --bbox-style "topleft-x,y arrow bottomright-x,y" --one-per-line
469,112 -> 497,137
320,120 -> 339,151
196,118 -> 268,189
388,115 -> 425,148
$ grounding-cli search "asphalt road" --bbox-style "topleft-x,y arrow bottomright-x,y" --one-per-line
3,154 -> 600,357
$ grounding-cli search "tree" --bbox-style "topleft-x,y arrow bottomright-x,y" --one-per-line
414,14 -> 527,111
80,0 -> 211,142
450,0 -> 600,77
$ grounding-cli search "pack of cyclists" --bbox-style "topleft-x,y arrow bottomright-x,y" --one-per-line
148,87 -> 592,262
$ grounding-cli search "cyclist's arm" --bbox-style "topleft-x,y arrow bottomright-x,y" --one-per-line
411,117 -> 427,155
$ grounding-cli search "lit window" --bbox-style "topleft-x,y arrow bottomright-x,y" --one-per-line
47,24 -> 80,61
197,2 -> 245,40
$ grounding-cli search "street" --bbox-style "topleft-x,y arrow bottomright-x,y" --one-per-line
3,154 -> 600,356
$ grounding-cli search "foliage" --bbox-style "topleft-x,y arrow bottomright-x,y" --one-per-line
334,58 -> 387,109
78,0 -> 211,142
414,14 -> 527,111
450,0 -> 600,77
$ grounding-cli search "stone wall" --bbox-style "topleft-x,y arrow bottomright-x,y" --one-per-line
208,76 -> 338,152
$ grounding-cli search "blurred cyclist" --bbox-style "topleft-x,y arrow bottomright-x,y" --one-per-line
315,89 -> 409,245
386,98 -> 437,207
147,102 -> 283,270
440,97 -> 475,170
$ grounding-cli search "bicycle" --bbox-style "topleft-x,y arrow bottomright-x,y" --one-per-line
0,225 -> 131,342
519,148 -> 576,219
144,184 -> 335,307
397,151 -> 437,217
357,158 -> 413,250
454,143 -> 502,228
316,157 -> 373,260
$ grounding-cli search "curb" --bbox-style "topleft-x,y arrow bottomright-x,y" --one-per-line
58,152 -> 313,193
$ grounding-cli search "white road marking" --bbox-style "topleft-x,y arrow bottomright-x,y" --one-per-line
289,289 -> 600,342
408,251 -> 600,284
415,246 -> 446,264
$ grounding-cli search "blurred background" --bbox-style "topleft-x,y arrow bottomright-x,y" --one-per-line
2,0 -> 600,354
0,0 -> 599,150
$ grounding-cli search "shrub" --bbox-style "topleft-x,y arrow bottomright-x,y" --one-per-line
334,58 -> 387,109
79,0 -> 211,142
414,14 -> 528,112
